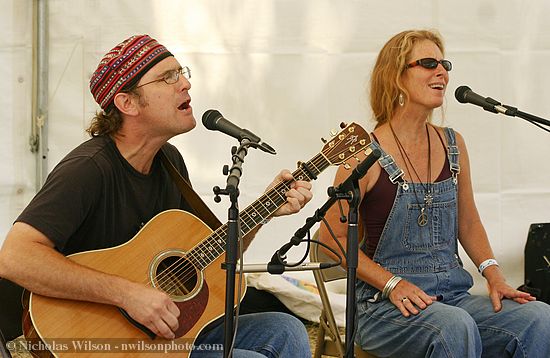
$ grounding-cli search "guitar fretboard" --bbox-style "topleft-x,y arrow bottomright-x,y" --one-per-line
187,152 -> 330,270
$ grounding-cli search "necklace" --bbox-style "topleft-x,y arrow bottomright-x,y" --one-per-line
390,122 -> 432,227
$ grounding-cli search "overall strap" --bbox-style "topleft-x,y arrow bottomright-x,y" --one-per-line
159,149 -> 222,230
442,127 -> 463,261
443,127 -> 460,183
368,138 -> 404,185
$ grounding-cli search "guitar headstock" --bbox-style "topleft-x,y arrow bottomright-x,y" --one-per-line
321,122 -> 371,169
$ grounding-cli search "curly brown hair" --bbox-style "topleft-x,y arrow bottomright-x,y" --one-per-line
370,29 -> 445,127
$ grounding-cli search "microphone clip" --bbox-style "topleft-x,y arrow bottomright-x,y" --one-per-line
243,141 -> 276,155
270,232 -> 304,267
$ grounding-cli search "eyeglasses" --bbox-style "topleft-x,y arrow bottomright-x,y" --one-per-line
406,58 -> 452,72
136,66 -> 191,88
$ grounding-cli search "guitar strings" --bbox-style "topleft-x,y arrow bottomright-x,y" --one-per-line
154,162 -> 316,295
153,172 -> 306,295
154,142 -> 361,295
152,154 -> 327,295
161,186 -> 292,296
150,136 -> 365,296
151,144 -> 355,295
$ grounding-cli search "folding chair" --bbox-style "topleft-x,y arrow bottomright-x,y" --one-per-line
310,231 -> 375,358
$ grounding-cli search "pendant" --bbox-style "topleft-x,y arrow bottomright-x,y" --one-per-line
424,193 -> 433,206
417,207 -> 428,227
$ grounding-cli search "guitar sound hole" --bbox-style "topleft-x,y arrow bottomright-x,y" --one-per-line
153,254 -> 200,300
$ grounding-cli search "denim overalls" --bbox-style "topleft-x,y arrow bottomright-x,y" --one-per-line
357,127 -> 471,303
355,127 -> 550,358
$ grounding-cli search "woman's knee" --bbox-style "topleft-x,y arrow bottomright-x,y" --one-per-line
434,306 -> 478,334
427,306 -> 482,356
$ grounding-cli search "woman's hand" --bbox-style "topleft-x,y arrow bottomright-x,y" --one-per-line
388,279 -> 438,317
483,265 -> 536,312
487,279 -> 536,312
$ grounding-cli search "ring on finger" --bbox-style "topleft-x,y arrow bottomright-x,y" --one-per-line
401,297 -> 409,303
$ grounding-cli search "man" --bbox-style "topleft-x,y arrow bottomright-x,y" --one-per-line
0,35 -> 312,357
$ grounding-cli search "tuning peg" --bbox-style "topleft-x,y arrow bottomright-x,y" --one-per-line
330,129 -> 338,136
340,122 -> 348,129
321,137 -> 327,144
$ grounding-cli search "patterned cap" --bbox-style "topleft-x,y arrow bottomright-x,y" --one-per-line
89,35 -> 173,110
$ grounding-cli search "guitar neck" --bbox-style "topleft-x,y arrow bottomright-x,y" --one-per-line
187,152 -> 331,270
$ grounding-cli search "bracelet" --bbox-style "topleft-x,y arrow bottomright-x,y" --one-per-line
478,258 -> 499,275
381,275 -> 402,299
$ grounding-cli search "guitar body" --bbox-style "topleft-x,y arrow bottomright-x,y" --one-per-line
30,210 -> 245,357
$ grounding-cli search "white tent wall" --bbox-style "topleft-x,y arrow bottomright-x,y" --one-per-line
1,0 -> 550,296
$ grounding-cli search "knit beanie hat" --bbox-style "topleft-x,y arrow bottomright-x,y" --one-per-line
89,34 -> 172,110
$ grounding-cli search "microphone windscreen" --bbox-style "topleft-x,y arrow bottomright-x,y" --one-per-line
454,86 -> 471,103
202,109 -> 222,129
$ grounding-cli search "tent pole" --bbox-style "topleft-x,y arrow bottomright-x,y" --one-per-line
31,0 -> 49,190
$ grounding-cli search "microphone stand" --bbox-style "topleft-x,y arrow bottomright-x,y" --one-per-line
502,105 -> 550,129
213,139 -> 251,358
328,177 -> 361,358
485,98 -> 550,131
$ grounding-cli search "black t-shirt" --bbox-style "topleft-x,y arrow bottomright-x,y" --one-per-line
17,136 -> 194,255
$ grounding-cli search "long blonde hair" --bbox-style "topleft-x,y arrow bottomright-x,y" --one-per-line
370,29 -> 445,127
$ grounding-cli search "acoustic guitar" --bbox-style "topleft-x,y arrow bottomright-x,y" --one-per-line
29,122 -> 371,357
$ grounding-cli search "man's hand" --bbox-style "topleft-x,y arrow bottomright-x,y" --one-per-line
269,170 -> 313,217
121,283 -> 180,339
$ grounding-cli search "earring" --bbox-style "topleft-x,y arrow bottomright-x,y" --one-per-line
398,93 -> 405,106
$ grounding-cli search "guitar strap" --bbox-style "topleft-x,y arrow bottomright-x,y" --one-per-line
159,149 -> 222,230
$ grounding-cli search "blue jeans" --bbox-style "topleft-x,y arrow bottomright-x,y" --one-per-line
192,312 -> 311,357
357,290 -> 550,357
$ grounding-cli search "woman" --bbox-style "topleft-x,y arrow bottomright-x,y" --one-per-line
319,29 -> 550,357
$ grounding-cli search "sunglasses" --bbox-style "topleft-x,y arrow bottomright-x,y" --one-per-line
406,58 -> 452,72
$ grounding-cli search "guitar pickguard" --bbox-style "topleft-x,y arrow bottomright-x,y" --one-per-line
174,281 -> 209,337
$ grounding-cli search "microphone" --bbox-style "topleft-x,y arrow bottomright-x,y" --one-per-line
454,86 -> 510,115
202,109 -> 276,154
235,262 -> 334,274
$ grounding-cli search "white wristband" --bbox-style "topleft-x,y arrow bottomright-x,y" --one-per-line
478,258 -> 499,275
